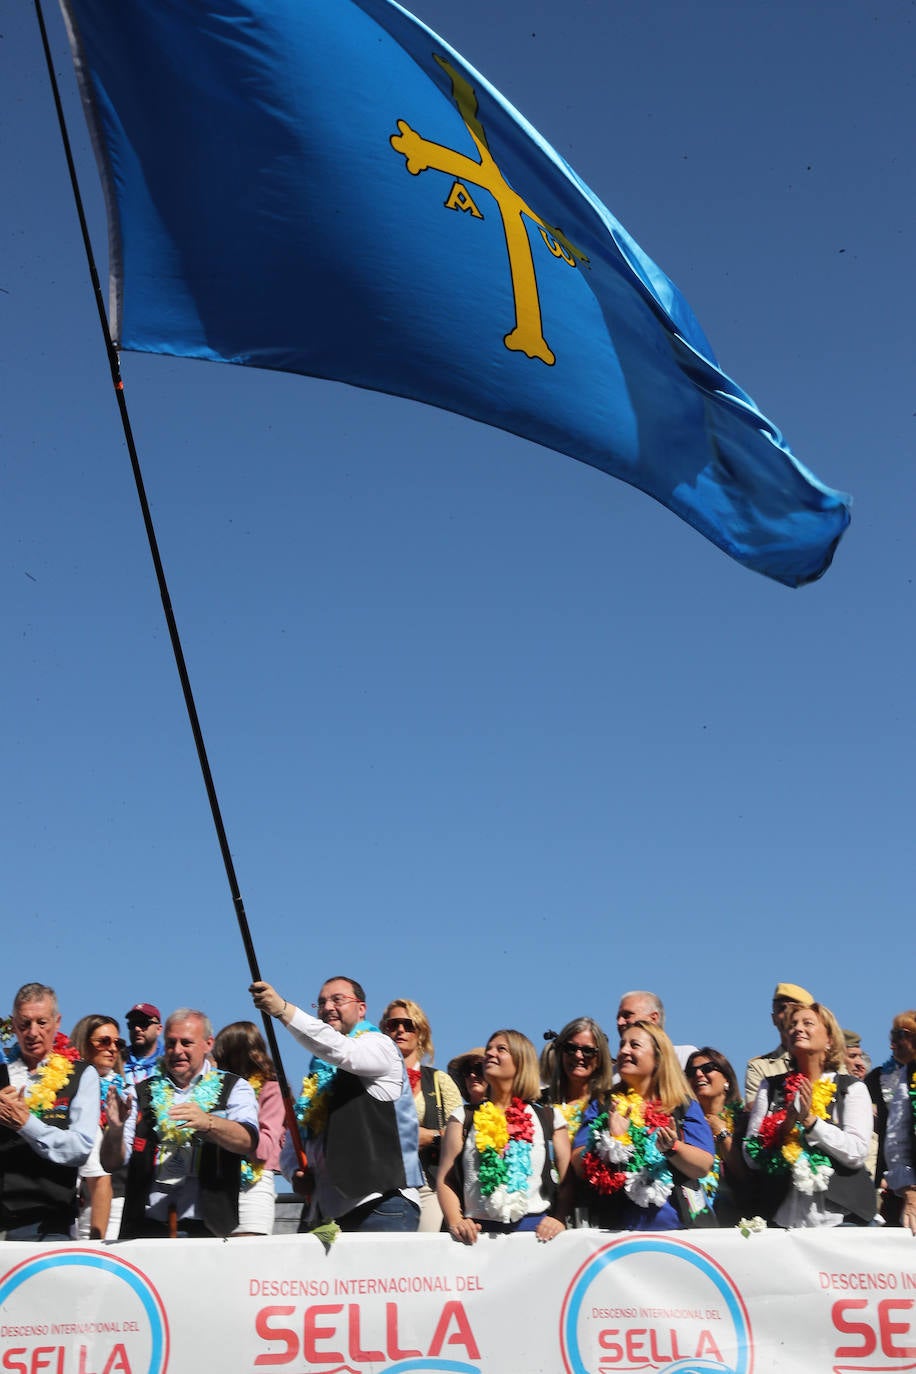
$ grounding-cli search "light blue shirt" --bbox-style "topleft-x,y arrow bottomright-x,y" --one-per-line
9,1056 -> 99,1168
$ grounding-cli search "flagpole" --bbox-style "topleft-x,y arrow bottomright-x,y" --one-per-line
33,0 -> 307,1171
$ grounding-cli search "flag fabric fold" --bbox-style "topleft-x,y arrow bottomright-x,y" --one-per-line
60,0 -> 851,585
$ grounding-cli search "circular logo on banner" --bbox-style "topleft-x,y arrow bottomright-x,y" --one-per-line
0,1247 -> 169,1374
560,1236 -> 752,1374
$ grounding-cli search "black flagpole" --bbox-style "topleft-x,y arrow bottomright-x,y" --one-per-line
33,0 -> 307,1171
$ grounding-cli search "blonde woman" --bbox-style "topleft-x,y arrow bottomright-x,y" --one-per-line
437,1029 -> 569,1244
573,1020 -> 715,1230
744,1001 -> 874,1227
381,998 -> 462,1231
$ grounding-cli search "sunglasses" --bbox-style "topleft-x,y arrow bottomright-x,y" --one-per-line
90,1035 -> 125,1051
687,1061 -> 720,1079
464,1061 -> 485,1079
128,1017 -> 159,1028
384,1017 -> 416,1033
560,1042 -> 598,1063
890,1028 -> 914,1040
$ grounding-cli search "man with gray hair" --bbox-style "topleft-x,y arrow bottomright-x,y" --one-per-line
615,990 -> 697,1070
0,982 -> 97,1240
102,1007 -> 258,1237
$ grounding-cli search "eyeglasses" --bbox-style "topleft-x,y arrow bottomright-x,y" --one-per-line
890,1028 -> 914,1041
313,994 -> 358,1011
90,1035 -> 125,1051
128,1016 -> 159,1028
384,1017 -> 415,1033
464,1062 -> 485,1079
687,1061 -> 720,1079
560,1042 -> 598,1063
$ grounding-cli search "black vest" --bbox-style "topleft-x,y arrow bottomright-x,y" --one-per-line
0,1060 -> 90,1228
120,1071 -> 242,1238
416,1065 -> 449,1187
864,1062 -> 898,1183
764,1073 -> 876,1223
323,1069 -> 408,1203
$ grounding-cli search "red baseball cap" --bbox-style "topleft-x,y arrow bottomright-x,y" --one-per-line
125,1003 -> 161,1022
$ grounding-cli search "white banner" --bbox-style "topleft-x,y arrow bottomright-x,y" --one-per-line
1,1230 -> 915,1374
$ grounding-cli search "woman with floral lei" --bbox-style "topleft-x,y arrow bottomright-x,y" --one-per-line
572,1020 -> 716,1230
70,1014 -> 127,1240
540,1018 -> 614,1142
437,1029 -> 570,1244
214,1021 -> 286,1236
744,1001 -> 875,1228
685,1047 -> 757,1227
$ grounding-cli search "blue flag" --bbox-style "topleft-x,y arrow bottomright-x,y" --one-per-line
61,0 -> 850,585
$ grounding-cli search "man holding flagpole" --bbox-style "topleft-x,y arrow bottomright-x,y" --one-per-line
251,977 -> 423,1232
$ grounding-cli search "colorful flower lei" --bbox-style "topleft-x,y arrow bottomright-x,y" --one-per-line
294,1021 -> 377,1140
98,1071 -> 127,1129
241,1074 -> 266,1189
745,1072 -> 837,1194
581,1090 -> 677,1209
4,1033 -> 80,1119
473,1097 -> 535,1222
718,1100 -> 741,1137
149,1068 -> 224,1149
556,1098 -> 587,1139
700,1098 -> 742,1206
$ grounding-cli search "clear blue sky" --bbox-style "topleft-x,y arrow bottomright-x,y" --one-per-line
2,1 -> 913,1091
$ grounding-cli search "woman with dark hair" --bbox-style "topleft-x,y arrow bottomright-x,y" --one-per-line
381,998 -> 463,1232
213,1021 -> 286,1236
685,1047 -> 755,1225
541,1018 -> 614,1140
70,1014 -> 127,1240
447,1048 -> 488,1107
573,1020 -> 716,1231
744,1001 -> 875,1228
437,1029 -> 569,1244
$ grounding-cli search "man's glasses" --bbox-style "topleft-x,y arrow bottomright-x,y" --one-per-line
687,1061 -> 719,1079
384,1017 -> 415,1033
90,1035 -> 125,1051
464,1062 -> 485,1079
560,1042 -> 598,1063
128,1017 -> 159,1029
313,994 -> 358,1011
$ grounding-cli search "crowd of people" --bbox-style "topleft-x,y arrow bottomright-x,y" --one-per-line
1,977 -> 914,1245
